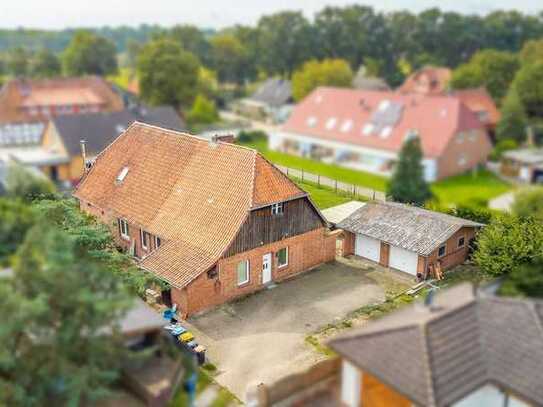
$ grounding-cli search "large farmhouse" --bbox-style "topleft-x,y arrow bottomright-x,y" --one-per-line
74,123 -> 336,317
274,87 -> 493,181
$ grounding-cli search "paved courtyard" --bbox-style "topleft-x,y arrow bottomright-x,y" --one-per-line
184,257 -> 412,400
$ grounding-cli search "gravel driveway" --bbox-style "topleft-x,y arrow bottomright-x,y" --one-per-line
184,257 -> 411,400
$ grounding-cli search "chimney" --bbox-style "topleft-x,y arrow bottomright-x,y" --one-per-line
80,140 -> 88,174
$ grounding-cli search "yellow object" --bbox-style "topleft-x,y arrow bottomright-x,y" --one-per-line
179,332 -> 194,343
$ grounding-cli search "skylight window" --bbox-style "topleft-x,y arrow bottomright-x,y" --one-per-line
380,126 -> 392,139
340,120 -> 353,133
378,100 -> 391,112
315,95 -> 323,104
362,123 -> 374,136
116,166 -> 129,183
325,117 -> 337,130
306,116 -> 317,127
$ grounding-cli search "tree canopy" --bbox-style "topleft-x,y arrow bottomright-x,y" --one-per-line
512,187 -> 543,221
210,33 -> 248,84
292,58 -> 353,101
137,38 -> 200,109
62,31 -> 118,76
512,60 -> 543,119
31,48 -> 61,77
450,49 -> 520,102
186,94 -> 218,126
387,137 -> 432,205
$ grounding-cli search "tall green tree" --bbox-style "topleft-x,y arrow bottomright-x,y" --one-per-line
31,48 -> 61,78
292,58 -> 353,101
186,94 -> 218,126
210,33 -> 248,84
496,87 -> 528,143
62,31 -> 118,76
387,137 -> 432,205
500,256 -> 543,298
257,11 -> 315,75
519,38 -> 543,67
0,222 -> 133,406
169,24 -> 211,66
450,49 -> 520,102
0,198 -> 35,262
512,60 -> 543,119
6,46 -> 30,76
137,38 -> 200,109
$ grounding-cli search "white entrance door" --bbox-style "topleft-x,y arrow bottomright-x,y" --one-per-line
389,245 -> 419,275
262,253 -> 272,284
355,234 -> 381,263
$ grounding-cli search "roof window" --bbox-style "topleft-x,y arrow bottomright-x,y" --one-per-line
378,100 -> 391,112
325,117 -> 337,130
116,166 -> 129,183
362,123 -> 374,136
306,116 -> 318,127
340,120 -> 353,133
380,126 -> 392,139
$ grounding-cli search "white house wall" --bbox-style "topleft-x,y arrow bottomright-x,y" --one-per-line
270,131 -> 437,182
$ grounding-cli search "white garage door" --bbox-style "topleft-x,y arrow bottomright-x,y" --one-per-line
389,245 -> 419,275
355,234 -> 381,263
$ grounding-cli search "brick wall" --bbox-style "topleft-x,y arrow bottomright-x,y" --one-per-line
379,242 -> 390,267
342,231 -> 355,256
418,226 -> 477,277
173,227 -> 336,317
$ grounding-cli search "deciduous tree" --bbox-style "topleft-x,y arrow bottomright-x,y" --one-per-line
292,58 -> 353,101
512,187 -> 543,221
137,38 -> 200,109
62,31 -> 118,76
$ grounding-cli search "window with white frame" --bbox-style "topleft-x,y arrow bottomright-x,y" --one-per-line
118,218 -> 129,239
340,120 -> 353,133
155,236 -> 162,249
306,116 -> 317,127
277,247 -> 288,268
438,244 -> 446,258
458,153 -> 467,167
140,229 -> 151,250
271,202 -> 284,215
237,260 -> 249,285
362,123 -> 374,136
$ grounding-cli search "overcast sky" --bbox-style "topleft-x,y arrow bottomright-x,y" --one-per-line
0,0 -> 540,30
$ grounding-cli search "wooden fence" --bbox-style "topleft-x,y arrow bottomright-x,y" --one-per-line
276,165 -> 386,202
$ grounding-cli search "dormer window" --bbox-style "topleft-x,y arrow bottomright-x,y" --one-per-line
271,202 -> 284,215
306,116 -> 317,127
340,120 -> 353,133
325,117 -> 337,130
116,166 -> 129,183
362,123 -> 374,136
155,236 -> 162,249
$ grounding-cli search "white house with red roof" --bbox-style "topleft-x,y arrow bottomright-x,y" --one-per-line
273,87 -> 492,181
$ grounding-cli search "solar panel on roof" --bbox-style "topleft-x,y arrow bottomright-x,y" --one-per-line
0,122 -> 44,147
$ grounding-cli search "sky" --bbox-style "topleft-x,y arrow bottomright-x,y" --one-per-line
0,0 -> 540,30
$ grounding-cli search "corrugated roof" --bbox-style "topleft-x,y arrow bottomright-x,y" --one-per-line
337,201 -> 482,255
74,122 -> 307,288
321,201 -> 366,225
250,78 -> 292,107
330,284 -> 543,407
282,87 -> 484,158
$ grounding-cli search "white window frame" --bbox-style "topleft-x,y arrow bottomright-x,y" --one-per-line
155,236 -> 162,249
118,218 -> 129,240
140,229 -> 150,250
438,243 -> 447,258
271,202 -> 284,215
277,247 -> 289,268
237,260 -> 250,286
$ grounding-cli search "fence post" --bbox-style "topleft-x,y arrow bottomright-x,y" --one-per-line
318,174 -> 320,186
373,190 -> 375,200
301,168 -> 304,182
286,167 -> 289,176
335,180 -> 338,193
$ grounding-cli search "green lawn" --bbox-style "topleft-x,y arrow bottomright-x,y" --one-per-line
240,137 -> 512,207
295,180 -> 353,209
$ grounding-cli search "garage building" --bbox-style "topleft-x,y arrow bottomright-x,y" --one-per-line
337,202 -> 483,278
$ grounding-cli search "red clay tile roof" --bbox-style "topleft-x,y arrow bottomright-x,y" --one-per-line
451,88 -> 500,127
282,87 -> 484,158
74,123 -> 307,288
0,76 -> 124,124
398,66 -> 452,95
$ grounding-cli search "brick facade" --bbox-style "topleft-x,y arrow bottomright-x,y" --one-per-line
172,227 -> 336,317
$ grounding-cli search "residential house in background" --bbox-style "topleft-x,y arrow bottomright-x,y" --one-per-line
398,67 -> 500,139
235,78 -> 293,123
397,66 -> 452,95
352,67 -> 390,91
74,123 -> 336,318
336,201 -> 482,278
0,76 -> 125,124
500,148 -> 543,184
275,87 -> 492,181
251,283 -> 543,406
38,106 -> 184,184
